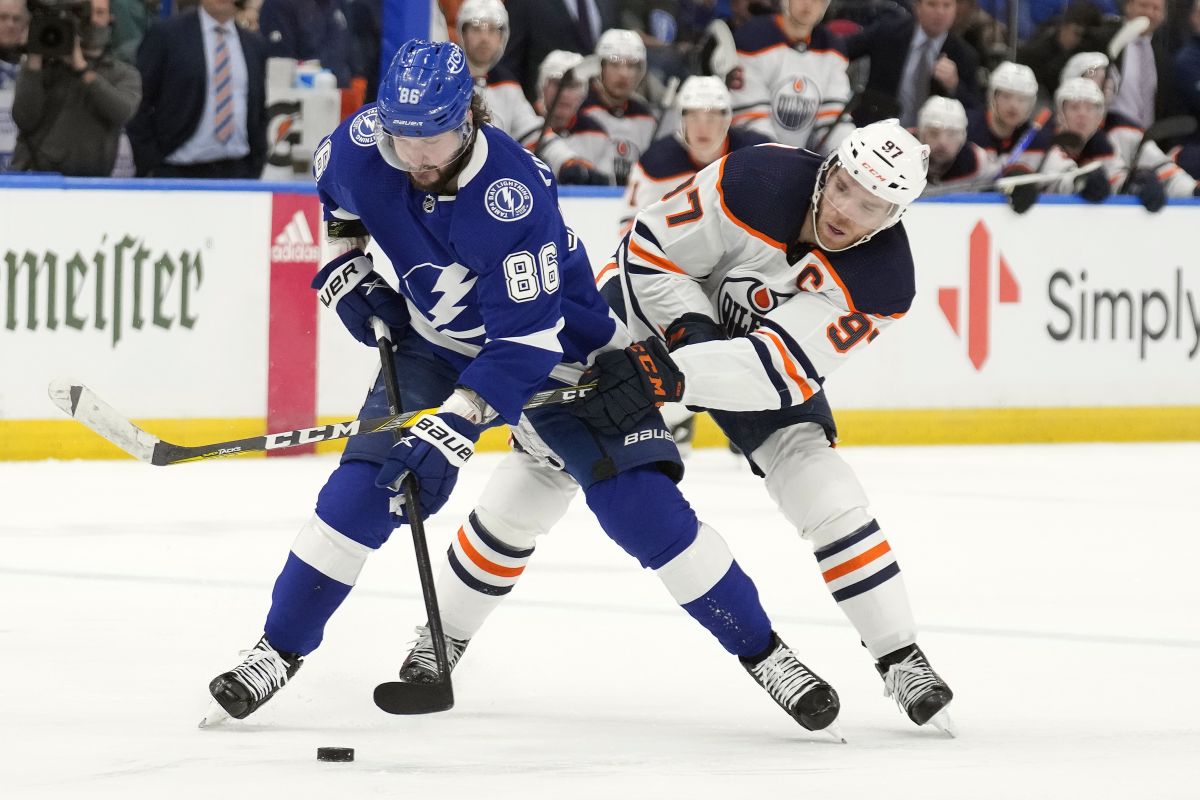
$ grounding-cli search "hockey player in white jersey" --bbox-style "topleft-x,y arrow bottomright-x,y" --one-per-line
457,0 -> 608,185
400,120 -> 956,735
574,29 -> 657,185
728,0 -> 853,154
966,61 -> 1050,175
535,49 -> 619,184
915,96 -> 988,190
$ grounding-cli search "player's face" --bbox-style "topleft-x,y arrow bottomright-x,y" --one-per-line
785,0 -> 830,28
601,59 -> 642,101
541,77 -> 586,129
463,22 -> 504,71
818,166 -> 895,249
682,109 -> 731,164
992,89 -> 1033,129
1060,99 -> 1103,141
379,115 -> 474,191
919,124 -> 966,167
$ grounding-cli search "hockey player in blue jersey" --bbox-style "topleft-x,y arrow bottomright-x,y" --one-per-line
201,39 -> 841,736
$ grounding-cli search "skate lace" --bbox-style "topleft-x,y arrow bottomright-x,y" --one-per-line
751,646 -> 818,707
883,651 -> 938,712
230,643 -> 292,702
404,626 -> 466,675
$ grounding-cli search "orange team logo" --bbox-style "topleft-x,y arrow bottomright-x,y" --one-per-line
937,221 -> 1020,370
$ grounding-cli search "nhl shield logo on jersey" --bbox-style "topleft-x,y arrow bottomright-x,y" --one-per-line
349,108 -> 380,147
312,138 -> 332,179
484,179 -> 534,222
771,76 -> 821,133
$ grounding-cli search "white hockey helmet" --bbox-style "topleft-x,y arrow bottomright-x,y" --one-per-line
1055,76 -> 1105,111
989,61 -> 1039,97
812,119 -> 929,250
677,75 -> 731,113
917,96 -> 967,133
538,49 -> 585,88
1059,51 -> 1108,86
596,28 -> 646,64
456,0 -> 510,71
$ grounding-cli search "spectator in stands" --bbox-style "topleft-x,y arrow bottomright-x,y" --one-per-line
345,0 -> 380,101
626,0 -> 726,83
966,61 -> 1049,174
127,0 -> 268,178
0,0 -> 27,172
501,0 -> 619,101
916,95 -> 989,190
1094,0 -> 1173,129
1017,1 -> 1104,99
729,0 -> 854,155
846,0 -> 982,126
111,0 -> 154,64
1173,0 -> 1200,178
258,0 -> 352,87
237,0 -> 263,31
575,28 -> 656,185
954,0 -> 1006,71
10,0 -> 141,176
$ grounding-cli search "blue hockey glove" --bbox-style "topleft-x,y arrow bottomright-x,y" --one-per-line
376,413 -> 480,522
1077,168 -> 1111,203
1129,170 -> 1166,213
570,338 -> 685,436
664,313 -> 728,352
312,249 -> 410,347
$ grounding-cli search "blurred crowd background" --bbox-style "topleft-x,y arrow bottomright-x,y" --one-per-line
2,0 -> 1199,213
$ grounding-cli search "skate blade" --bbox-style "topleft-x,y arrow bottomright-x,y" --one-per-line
198,700 -> 230,729
822,720 -> 848,744
926,708 -> 957,738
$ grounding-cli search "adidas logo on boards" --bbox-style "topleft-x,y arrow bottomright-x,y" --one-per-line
272,210 -> 321,262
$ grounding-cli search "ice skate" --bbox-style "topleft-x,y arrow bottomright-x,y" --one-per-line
398,624 -> 470,684
200,636 -> 303,727
742,633 -> 844,741
876,644 -> 956,736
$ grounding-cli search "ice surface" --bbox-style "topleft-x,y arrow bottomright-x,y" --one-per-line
3,444 -> 1198,798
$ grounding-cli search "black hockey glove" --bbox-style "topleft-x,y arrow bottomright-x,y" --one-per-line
558,161 -> 612,186
664,313 -> 728,351
312,249 -> 410,347
1129,169 -> 1166,213
1077,168 -> 1111,203
1007,183 -> 1040,215
570,338 -> 685,436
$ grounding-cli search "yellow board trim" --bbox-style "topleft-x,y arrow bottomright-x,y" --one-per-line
5,407 -> 1199,461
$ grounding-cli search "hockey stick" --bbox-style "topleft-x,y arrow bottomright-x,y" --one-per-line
367,318 -> 454,715
992,160 -> 1101,189
47,378 -> 595,466
922,110 -> 1060,197
1118,115 -> 1199,193
532,54 -> 600,159
647,75 -> 681,146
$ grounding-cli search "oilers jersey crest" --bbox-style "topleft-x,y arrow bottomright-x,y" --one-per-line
730,15 -> 853,154
315,107 -> 622,423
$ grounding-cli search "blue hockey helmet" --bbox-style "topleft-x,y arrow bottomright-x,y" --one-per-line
377,39 -> 476,172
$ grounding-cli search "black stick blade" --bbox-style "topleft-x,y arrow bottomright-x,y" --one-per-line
373,681 -> 454,715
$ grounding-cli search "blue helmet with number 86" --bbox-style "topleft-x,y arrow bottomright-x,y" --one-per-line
377,39 -> 476,172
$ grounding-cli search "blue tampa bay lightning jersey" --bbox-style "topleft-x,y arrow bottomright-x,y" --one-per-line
315,107 -> 623,424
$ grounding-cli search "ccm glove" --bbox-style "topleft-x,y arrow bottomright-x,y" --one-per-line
1129,169 -> 1166,213
376,412 -> 480,523
664,313 -> 727,351
1077,168 -> 1112,203
312,249 -> 410,346
570,338 -> 685,436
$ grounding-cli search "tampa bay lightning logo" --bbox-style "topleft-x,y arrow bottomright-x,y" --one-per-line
484,179 -> 534,222
349,108 -> 379,147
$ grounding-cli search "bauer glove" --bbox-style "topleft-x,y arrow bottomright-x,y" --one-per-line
376,412 -> 480,522
312,249 -> 410,347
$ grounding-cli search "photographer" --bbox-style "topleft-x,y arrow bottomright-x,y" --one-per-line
10,0 -> 141,175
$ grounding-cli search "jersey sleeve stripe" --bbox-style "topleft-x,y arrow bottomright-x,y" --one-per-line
754,328 -> 815,401
716,156 -> 787,252
595,261 -> 619,286
628,236 -> 690,276
736,41 -> 789,56
811,249 -> 859,312
732,111 -> 770,125
758,317 -> 822,383
748,334 -> 792,406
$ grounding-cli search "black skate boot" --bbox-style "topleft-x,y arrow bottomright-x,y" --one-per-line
741,632 -> 843,740
398,624 -> 470,684
200,636 -> 303,727
876,644 -> 956,735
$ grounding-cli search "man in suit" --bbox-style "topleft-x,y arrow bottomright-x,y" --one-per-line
1091,0 -> 1175,129
127,0 -> 268,178
845,0 -> 981,127
501,0 -> 619,102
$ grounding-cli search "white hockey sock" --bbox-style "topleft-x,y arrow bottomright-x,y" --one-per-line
437,511 -> 535,641
814,520 -> 916,659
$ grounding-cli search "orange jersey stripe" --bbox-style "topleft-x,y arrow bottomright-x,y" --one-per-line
457,527 -> 526,578
755,329 -> 814,400
810,249 -> 859,312
716,157 -> 786,251
629,237 -> 688,275
595,261 -> 619,285
822,540 -> 892,583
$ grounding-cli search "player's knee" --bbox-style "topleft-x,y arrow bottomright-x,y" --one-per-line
315,459 -> 399,549
473,454 -> 577,549
585,466 -> 698,569
654,523 -> 734,604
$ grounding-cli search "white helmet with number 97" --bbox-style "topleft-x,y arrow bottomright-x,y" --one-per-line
811,119 -> 929,251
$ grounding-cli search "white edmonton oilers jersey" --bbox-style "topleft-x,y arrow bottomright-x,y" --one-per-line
1105,111 -> 1197,197
478,68 -> 587,177
575,86 -> 657,185
730,15 -> 853,155
314,106 -> 623,424
599,143 -> 915,413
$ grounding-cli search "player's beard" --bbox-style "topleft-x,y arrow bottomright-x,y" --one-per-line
406,132 -> 477,194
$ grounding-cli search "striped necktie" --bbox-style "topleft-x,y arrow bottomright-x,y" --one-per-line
212,26 -> 233,144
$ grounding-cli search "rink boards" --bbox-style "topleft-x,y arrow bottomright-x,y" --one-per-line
1,177 -> 1198,460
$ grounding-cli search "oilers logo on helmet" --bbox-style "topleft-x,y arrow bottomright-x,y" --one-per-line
771,77 -> 821,133
484,179 -> 534,222
349,108 -> 379,146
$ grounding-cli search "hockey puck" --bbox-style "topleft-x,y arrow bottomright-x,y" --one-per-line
316,747 -> 354,762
